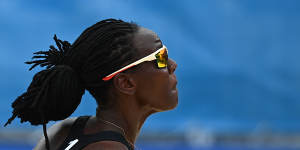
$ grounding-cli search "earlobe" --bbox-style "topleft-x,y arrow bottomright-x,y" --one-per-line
113,73 -> 136,95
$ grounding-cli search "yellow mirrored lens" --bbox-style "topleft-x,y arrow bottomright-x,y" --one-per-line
155,48 -> 168,68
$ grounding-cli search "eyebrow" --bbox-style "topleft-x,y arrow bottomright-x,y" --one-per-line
155,38 -> 162,43
155,39 -> 163,49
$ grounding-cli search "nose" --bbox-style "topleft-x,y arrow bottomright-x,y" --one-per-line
168,58 -> 177,74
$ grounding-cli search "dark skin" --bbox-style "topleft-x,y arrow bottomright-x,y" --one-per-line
34,27 -> 178,150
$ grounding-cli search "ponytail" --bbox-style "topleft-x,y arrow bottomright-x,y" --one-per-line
4,35 -> 85,150
4,19 -> 140,150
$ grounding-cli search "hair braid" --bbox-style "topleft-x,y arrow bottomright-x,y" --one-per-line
5,34 -> 85,126
65,19 -> 139,106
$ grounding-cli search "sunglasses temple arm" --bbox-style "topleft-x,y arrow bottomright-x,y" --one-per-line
102,52 -> 157,81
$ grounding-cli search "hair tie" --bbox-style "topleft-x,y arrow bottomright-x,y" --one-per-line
25,34 -> 72,71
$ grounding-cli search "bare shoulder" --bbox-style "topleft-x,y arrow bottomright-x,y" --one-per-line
33,117 -> 77,150
83,141 -> 129,150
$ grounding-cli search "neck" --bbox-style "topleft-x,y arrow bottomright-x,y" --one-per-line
95,98 -> 156,145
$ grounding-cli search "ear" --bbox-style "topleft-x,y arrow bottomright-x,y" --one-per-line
112,73 -> 136,95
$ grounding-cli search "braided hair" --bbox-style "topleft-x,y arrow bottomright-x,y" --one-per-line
4,19 -> 139,150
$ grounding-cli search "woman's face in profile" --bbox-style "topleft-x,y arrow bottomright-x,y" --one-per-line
131,27 -> 178,112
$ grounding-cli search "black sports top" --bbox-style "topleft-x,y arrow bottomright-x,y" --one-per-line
57,116 -> 134,150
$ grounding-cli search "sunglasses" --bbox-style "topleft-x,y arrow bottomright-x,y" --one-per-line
102,45 -> 168,81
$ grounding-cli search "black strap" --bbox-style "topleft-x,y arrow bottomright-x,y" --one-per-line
77,131 -> 134,150
58,116 -> 134,150
58,116 -> 90,150
69,116 -> 91,138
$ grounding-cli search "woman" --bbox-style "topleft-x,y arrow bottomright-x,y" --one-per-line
5,18 -> 178,150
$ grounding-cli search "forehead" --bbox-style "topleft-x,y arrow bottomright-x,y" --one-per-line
132,27 -> 162,58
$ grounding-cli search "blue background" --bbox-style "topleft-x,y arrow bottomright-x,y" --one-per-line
0,0 -> 300,149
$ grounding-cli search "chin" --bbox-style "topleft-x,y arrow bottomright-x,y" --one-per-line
159,91 -> 179,112
151,100 -> 178,112
149,89 -> 178,112
166,96 -> 178,110
167,89 -> 179,110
